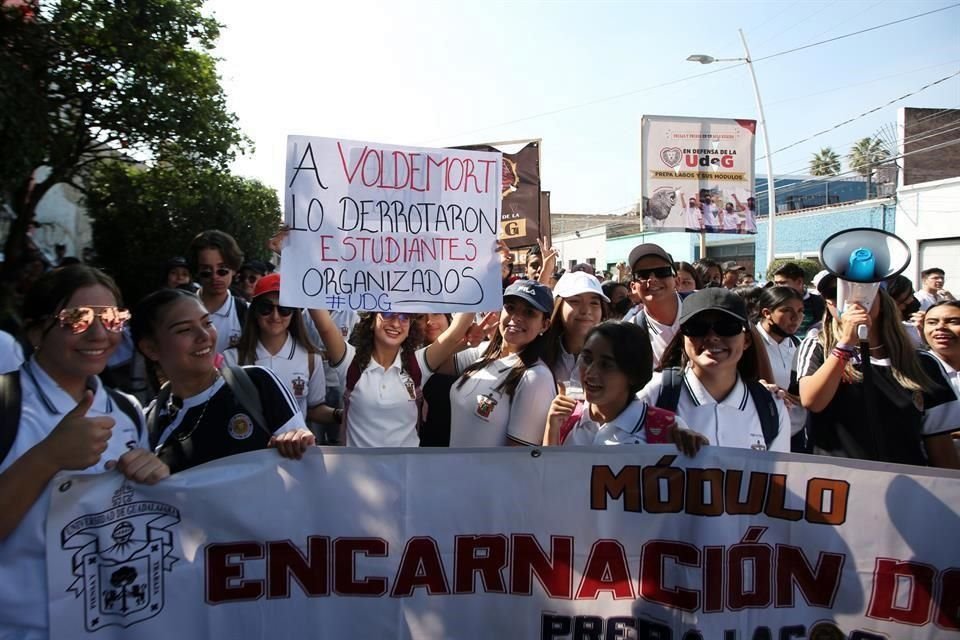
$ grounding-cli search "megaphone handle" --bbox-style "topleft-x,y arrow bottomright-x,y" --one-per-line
857,335 -> 886,462
857,324 -> 868,342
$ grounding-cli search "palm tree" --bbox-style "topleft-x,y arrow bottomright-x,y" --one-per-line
810,147 -> 841,176
849,137 -> 891,198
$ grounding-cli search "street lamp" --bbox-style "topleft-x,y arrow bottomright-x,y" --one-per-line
688,29 -> 776,271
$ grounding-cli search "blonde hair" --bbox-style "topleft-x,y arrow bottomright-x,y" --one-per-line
819,289 -> 933,391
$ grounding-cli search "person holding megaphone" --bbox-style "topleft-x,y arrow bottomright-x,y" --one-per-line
0,266 -> 169,640
796,229 -> 960,468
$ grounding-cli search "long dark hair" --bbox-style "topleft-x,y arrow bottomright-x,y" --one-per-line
129,288 -> 199,348
658,323 -> 773,383
583,321 -> 653,394
349,313 -> 423,375
675,261 -> 703,289
24,265 -> 123,340
457,318 -> 551,399
234,300 -> 319,365
542,293 -> 608,372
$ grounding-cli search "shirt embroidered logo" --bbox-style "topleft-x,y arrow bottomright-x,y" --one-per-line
475,394 -> 497,419
227,414 -> 254,440
292,375 -> 306,397
229,333 -> 241,347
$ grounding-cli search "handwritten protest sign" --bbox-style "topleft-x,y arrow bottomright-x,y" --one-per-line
280,136 -> 503,313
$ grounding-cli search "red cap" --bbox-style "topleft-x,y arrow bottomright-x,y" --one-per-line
252,273 -> 280,298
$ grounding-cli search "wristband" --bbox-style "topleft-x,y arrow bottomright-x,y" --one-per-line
834,343 -> 856,353
830,348 -> 854,362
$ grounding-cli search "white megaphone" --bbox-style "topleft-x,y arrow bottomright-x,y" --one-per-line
819,228 -> 911,339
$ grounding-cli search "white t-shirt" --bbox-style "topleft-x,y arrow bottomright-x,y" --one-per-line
721,210 -> 739,231
449,344 -> 555,447
207,291 -> 244,355
683,207 -> 702,230
333,343 -> 432,448
0,360 -> 147,639
0,329 -> 24,373
223,335 -> 326,416
742,208 -> 758,233
563,398 -> 689,446
701,204 -> 719,227
636,368 -> 790,452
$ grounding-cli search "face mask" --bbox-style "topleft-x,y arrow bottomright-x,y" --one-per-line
613,298 -> 633,315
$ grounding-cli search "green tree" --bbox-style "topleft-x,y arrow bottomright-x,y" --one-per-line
0,0 -> 245,275
809,147 -> 841,177
848,137 -> 890,198
85,158 -> 279,305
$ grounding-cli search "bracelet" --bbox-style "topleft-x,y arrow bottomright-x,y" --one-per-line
834,343 -> 856,353
830,348 -> 854,362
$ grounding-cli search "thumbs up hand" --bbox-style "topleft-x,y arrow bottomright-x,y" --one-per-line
41,391 -> 116,470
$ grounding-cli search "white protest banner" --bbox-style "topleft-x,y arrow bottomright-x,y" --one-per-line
280,136 -> 503,313
47,447 -> 960,639
641,115 -> 758,234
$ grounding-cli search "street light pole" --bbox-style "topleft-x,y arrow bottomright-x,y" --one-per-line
687,29 -> 776,271
737,29 -> 777,270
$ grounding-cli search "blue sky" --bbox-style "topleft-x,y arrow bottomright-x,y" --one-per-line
206,0 -> 960,215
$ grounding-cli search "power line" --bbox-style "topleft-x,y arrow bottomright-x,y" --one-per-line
754,3 -> 960,63
757,71 -> 960,160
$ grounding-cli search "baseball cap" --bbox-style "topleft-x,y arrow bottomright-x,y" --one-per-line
627,243 -> 674,269
240,259 -> 269,276
812,269 -> 837,298
721,261 -> 744,273
571,263 -> 596,276
553,271 -> 610,302
678,288 -> 749,327
252,273 -> 281,298
503,279 -> 554,314
165,256 -> 189,272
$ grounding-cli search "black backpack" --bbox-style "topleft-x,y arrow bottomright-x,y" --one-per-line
655,367 -> 781,449
0,371 -> 143,465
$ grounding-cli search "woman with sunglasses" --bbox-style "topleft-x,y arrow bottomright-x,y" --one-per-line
446,280 -> 556,447
308,307 -> 475,448
224,274 -> 328,424
797,277 -> 959,467
0,266 -> 168,640
131,288 -> 315,473
636,288 -> 790,452
188,229 -> 248,355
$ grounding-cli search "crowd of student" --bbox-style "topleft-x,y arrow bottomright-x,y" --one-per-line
1,227 -> 959,639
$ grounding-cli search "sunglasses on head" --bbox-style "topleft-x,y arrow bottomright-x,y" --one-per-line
254,301 -> 294,317
680,317 -> 745,338
56,306 -> 131,335
632,266 -> 675,281
380,312 -> 412,322
197,267 -> 231,280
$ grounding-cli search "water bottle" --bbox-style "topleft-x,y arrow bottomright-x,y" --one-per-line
846,248 -> 875,282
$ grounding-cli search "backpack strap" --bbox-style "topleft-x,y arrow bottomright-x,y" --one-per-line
745,380 -> 780,449
404,351 -> 424,432
233,296 -> 249,326
219,364 -> 271,437
147,382 -> 174,449
655,367 -> 684,413
557,401 -> 584,445
106,387 -> 143,444
308,351 -> 315,380
0,371 -> 22,466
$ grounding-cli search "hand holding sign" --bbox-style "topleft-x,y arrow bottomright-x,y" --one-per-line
41,390 -> 115,470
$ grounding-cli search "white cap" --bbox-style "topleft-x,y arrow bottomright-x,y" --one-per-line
552,271 -> 610,302
811,269 -> 832,290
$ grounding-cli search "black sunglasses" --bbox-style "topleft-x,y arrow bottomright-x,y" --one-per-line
632,266 -> 675,281
254,301 -> 294,317
197,267 -> 231,280
680,317 -> 745,338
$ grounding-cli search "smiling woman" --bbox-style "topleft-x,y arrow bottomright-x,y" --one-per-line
130,288 -> 315,473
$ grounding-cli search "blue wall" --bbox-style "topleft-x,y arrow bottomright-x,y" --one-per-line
606,231 -> 698,266
755,176 -> 868,214
754,203 -> 896,271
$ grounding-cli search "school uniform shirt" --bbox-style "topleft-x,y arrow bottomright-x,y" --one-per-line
551,341 -> 579,386
796,340 -> 960,464
0,329 -> 24,373
208,290 -> 245,355
448,344 -> 555,447
332,342 -> 432,448
150,366 -> 304,473
721,211 -> 739,232
928,352 -> 960,399
223,336 -> 325,417
913,289 -> 941,312
563,398 -> 690,446
303,309 -> 360,396
631,296 -> 682,369
755,322 -> 807,436
0,360 -> 147,640
636,368 -> 790,452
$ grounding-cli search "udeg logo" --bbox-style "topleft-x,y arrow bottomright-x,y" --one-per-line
660,147 -> 737,169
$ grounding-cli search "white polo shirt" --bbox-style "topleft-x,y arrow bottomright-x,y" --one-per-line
223,336 -> 326,416
0,329 -> 24,373
551,341 -> 579,386
721,210 -> 739,232
563,398 -> 689,446
632,296 -> 682,368
756,323 -> 807,437
207,291 -> 244,355
303,309 -> 360,393
333,342 -> 432,448
636,368 -> 790,452
448,344 -> 555,447
0,360 -> 146,640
